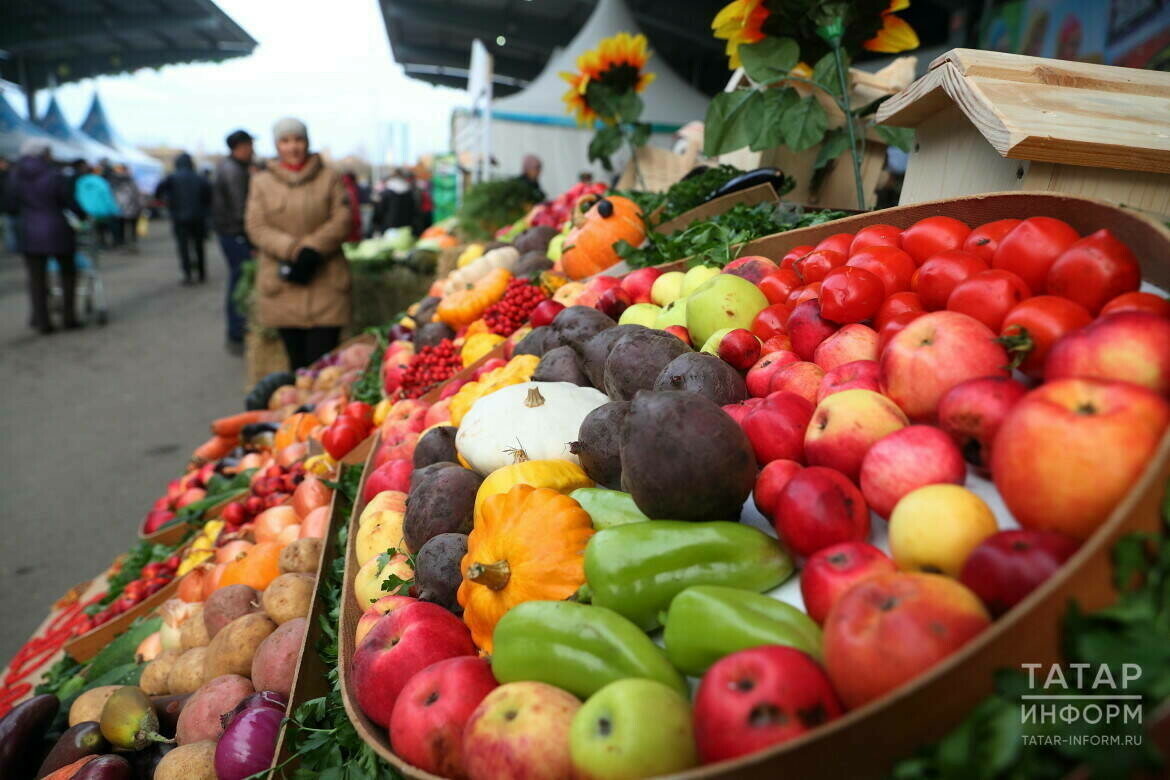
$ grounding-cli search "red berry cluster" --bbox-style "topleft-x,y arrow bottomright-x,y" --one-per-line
80,555 -> 182,632
221,462 -> 306,532
399,339 -> 462,398
483,279 -> 549,336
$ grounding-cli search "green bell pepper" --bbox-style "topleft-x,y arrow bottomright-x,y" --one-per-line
570,488 -> 653,529
584,521 -> 794,630
663,585 -> 822,676
491,600 -> 687,699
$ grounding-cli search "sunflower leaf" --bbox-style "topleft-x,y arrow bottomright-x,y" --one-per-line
779,95 -> 828,152
739,37 -> 800,85
811,51 -> 845,97
628,121 -> 652,148
588,125 -> 623,171
749,88 -> 798,151
703,89 -> 762,157
814,128 -> 852,171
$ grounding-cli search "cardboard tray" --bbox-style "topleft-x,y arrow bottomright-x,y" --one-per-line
338,192 -> 1170,778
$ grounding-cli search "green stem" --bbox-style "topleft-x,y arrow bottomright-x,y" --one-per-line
830,42 -> 866,211
626,127 -> 644,190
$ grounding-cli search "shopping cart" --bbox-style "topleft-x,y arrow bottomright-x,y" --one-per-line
48,218 -> 109,326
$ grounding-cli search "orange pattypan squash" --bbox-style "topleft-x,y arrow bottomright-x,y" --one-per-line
561,196 -> 645,280
457,484 -> 593,652
219,541 -> 283,591
275,412 -> 320,450
437,267 -> 512,329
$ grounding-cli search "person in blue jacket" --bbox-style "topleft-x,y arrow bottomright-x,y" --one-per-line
73,159 -> 120,248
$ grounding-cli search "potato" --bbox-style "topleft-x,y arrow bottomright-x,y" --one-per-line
167,647 -> 209,695
68,685 -> 121,726
175,674 -> 254,745
251,617 -> 307,697
180,605 -> 211,650
155,739 -> 217,779
140,651 -> 182,696
279,538 -> 322,574
262,573 -> 315,624
203,584 -> 260,638
203,612 -> 276,679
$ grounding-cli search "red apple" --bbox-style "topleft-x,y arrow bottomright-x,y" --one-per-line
663,324 -> 692,346
363,459 -> 414,504
462,682 -> 580,780
959,530 -> 1081,617
991,378 -> 1170,539
723,256 -> 779,285
356,594 -> 417,647
374,432 -> 421,469
824,573 -> 990,708
424,398 -> 453,428
787,300 -> 838,361
152,495 -> 170,511
879,311 -> 1011,422
769,361 -> 825,405
352,601 -> 478,727
619,267 -> 664,304
594,286 -> 632,320
812,323 -> 878,371
389,656 -> 499,778
742,392 -> 814,465
721,397 -> 763,426
175,487 -> 207,509
718,328 -> 763,370
817,360 -> 880,403
1044,311 -> 1170,396
380,399 -> 429,440
472,358 -> 508,381
762,333 -> 793,354
937,375 -> 1029,469
529,299 -> 566,328
800,542 -> 896,624
693,646 -> 841,763
774,467 -> 870,557
142,509 -> 175,535
440,378 -> 468,400
859,425 -> 966,518
576,275 -> 620,308
804,389 -> 909,482
746,350 -> 800,397
877,310 -> 926,355
752,459 -> 803,521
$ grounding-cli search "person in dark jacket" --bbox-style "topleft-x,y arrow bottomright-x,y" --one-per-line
5,139 -> 86,333
368,168 -> 417,237
156,152 -> 212,284
212,130 -> 254,353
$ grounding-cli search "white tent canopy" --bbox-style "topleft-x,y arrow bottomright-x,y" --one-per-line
0,93 -> 85,162
38,96 -> 127,167
80,94 -> 165,193
479,0 -> 709,196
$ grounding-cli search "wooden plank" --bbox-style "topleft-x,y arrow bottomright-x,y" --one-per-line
937,48 -> 1170,94
1024,163 -> 1170,218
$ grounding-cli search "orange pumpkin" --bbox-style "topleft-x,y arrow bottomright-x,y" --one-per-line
219,541 -> 283,591
561,196 -> 645,280
215,539 -> 254,564
275,412 -> 320,450
437,268 -> 512,328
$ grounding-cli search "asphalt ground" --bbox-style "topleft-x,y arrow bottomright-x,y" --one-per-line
0,223 -> 246,665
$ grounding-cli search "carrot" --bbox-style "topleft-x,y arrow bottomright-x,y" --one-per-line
42,755 -> 98,780
191,434 -> 236,464
210,410 -> 273,437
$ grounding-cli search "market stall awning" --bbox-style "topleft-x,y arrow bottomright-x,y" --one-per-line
0,92 -> 85,161
80,93 -> 165,191
0,0 -> 256,107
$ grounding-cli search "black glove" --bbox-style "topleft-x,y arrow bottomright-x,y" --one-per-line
279,246 -> 324,285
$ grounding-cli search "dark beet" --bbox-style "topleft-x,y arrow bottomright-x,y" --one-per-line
551,306 -> 616,352
413,426 -> 460,469
513,251 -> 554,278
512,326 -> 555,358
404,465 -> 483,552
415,533 -> 469,613
580,324 -> 643,388
413,296 -> 441,325
533,346 -> 591,386
653,352 -> 748,405
603,328 -> 691,402
414,321 -> 455,349
513,225 -> 558,255
570,401 -> 630,489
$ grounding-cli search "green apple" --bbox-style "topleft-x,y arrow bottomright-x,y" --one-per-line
680,265 -> 721,297
654,298 -> 687,330
548,233 -> 566,261
686,274 -> 769,347
650,271 -> 685,306
618,303 -> 662,328
569,678 -> 697,780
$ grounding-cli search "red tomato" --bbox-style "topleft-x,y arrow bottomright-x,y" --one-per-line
900,216 -> 971,265
878,310 -> 925,354
991,216 -> 1079,295
343,401 -> 374,425
1046,229 -> 1141,314
845,245 -> 916,298
999,295 -> 1092,377
795,249 -> 846,283
751,304 -> 794,340
1100,291 -> 1170,319
819,266 -> 885,324
815,233 -> 855,256
947,269 -> 1031,331
780,245 -> 815,270
787,283 -> 822,307
962,218 -> 1021,262
321,417 -> 366,460
915,250 -> 989,311
759,268 -> 803,305
849,224 -> 901,254
874,291 -> 923,331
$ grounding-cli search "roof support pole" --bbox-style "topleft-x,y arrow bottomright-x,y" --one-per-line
17,55 -> 35,120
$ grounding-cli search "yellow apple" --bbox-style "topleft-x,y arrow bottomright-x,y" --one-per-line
354,553 -> 413,608
804,389 -> 908,481
619,303 -> 663,328
355,508 -> 407,566
889,485 -> 998,577
680,265 -> 720,297
651,271 -> 685,306
359,490 -> 406,527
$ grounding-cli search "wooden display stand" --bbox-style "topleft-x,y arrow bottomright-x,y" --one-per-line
875,49 -> 1170,216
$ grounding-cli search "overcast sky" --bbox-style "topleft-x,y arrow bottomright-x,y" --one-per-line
8,0 -> 470,162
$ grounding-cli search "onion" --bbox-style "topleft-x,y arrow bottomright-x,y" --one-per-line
135,631 -> 162,662
227,690 -> 289,722
214,703 -> 284,780
158,599 -> 201,652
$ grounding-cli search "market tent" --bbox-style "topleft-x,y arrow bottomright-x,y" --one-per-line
480,0 -> 710,195
37,95 -> 125,166
0,92 -> 86,162
79,93 -> 165,193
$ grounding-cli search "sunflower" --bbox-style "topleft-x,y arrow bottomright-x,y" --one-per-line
561,32 -> 656,126
712,0 -> 769,69
864,0 -> 920,53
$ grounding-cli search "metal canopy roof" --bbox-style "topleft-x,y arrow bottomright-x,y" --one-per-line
0,0 -> 256,96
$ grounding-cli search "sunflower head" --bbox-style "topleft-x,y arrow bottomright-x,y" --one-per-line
561,32 -> 656,126
864,0 -> 920,53
712,0 -> 770,69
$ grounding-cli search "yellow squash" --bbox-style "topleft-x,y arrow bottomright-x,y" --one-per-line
474,456 -> 593,522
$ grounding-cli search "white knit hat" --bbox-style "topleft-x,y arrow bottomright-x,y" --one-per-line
273,117 -> 309,145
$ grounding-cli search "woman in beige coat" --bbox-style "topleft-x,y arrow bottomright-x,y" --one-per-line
245,117 -> 352,369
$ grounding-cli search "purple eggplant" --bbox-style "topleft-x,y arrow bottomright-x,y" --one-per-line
0,693 -> 59,778
72,754 -> 132,780
35,721 -> 109,778
214,704 -> 284,780
150,694 -> 190,740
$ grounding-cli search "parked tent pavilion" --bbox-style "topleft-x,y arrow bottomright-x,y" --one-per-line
0,93 -> 85,162
37,95 -> 126,167
80,94 -> 165,193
